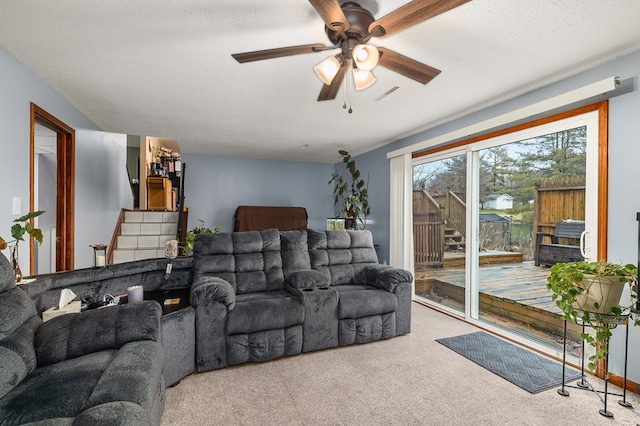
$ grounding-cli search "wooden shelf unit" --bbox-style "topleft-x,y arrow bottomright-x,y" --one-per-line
147,177 -> 174,211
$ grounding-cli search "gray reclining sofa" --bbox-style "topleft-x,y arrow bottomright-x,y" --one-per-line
0,254 -> 165,425
190,229 -> 413,372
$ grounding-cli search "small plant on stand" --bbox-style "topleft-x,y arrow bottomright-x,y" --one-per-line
546,260 -> 639,372
0,211 -> 45,282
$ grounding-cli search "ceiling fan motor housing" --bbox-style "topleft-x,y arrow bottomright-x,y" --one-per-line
325,2 -> 375,45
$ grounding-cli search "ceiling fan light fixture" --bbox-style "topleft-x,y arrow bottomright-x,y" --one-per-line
314,56 -> 341,85
352,44 -> 379,71
353,68 -> 376,91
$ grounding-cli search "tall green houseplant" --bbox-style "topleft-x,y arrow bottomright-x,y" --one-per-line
329,150 -> 370,229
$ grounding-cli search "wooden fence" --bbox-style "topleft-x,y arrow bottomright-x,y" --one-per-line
533,184 -> 585,244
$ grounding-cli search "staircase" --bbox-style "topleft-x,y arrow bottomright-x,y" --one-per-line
444,227 -> 465,252
112,211 -> 178,264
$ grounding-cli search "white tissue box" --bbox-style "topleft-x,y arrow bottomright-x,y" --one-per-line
42,301 -> 82,322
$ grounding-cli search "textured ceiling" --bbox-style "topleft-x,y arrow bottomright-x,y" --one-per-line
1,1 -> 639,163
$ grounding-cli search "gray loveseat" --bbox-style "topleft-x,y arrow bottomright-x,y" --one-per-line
190,229 -> 413,372
0,254 -> 165,425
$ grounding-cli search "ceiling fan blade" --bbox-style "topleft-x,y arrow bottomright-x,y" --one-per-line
317,62 -> 348,101
232,44 -> 327,63
377,47 -> 441,84
369,0 -> 471,37
309,0 -> 350,32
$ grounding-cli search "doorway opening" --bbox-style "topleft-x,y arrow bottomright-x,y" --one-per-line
30,103 -> 75,274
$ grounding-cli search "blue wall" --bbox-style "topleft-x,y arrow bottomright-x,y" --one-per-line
0,48 -> 111,271
182,153 -> 335,232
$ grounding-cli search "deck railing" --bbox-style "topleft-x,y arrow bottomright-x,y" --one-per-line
445,191 -> 466,235
413,221 -> 445,269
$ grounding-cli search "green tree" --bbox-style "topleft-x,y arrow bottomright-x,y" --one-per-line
518,127 -> 586,178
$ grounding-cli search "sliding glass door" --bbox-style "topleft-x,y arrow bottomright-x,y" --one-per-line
474,125 -> 589,347
413,151 -> 467,315
412,107 -> 603,352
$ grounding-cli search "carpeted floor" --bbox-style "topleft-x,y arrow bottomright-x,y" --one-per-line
162,303 -> 640,425
436,331 -> 582,394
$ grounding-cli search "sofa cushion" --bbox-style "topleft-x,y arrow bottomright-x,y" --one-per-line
0,286 -> 40,399
326,231 -> 352,249
285,270 -> 329,289
82,341 -> 164,414
0,340 -> 163,425
73,401 -> 150,425
0,346 -> 28,400
280,230 -> 311,275
35,301 -> 161,367
193,229 -> 284,294
307,230 -> 379,286
334,285 -> 397,319
194,232 -> 233,255
0,350 -> 115,424
227,291 -> 304,335
226,325 -> 303,365
0,252 -> 15,293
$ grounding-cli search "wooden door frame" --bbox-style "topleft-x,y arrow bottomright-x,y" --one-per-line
30,103 -> 75,273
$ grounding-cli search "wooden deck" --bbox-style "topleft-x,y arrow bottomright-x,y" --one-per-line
416,260 -> 557,313
415,260 -> 583,341
438,250 -> 524,268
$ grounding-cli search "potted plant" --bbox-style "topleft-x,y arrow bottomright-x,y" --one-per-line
0,210 -> 45,282
546,260 -> 639,371
329,150 -> 371,229
183,220 -> 222,255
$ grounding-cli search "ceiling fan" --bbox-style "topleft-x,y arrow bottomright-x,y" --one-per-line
232,0 -> 471,101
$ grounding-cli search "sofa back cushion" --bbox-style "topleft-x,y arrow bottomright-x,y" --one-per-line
0,253 -> 40,398
192,229 -> 284,294
307,230 -> 378,285
280,230 -> 311,276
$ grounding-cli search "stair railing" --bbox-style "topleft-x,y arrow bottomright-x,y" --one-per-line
176,163 -> 187,246
107,209 -> 127,264
446,190 -> 466,236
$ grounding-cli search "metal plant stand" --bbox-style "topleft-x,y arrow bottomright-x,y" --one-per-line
557,314 -> 633,418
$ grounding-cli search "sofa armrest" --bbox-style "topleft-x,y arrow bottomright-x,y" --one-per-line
34,300 -> 161,367
360,264 -> 413,293
190,276 -> 235,310
285,270 -> 329,290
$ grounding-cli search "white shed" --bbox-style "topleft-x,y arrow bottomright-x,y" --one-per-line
485,194 -> 514,210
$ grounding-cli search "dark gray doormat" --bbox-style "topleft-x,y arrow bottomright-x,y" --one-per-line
436,331 -> 581,394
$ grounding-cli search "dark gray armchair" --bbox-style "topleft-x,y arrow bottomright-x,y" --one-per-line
0,253 -> 165,425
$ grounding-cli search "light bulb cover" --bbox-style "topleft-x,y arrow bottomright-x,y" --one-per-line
314,56 -> 341,85
352,44 -> 379,71
353,68 -> 376,90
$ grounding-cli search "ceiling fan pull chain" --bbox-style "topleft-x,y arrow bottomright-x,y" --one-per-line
343,68 -> 348,109
347,64 -> 353,114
